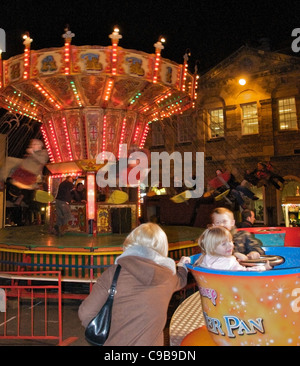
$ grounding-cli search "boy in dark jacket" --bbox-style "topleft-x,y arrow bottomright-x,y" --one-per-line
211,207 -> 264,260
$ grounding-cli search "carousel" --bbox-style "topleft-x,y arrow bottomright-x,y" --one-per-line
0,27 -> 200,285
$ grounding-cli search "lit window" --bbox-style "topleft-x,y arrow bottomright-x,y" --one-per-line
278,97 -> 297,130
177,117 -> 191,143
151,122 -> 164,146
209,108 -> 224,139
241,103 -> 259,135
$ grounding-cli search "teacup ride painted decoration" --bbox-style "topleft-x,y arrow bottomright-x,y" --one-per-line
187,246 -> 300,346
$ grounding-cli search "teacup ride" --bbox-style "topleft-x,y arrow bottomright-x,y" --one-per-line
237,227 -> 300,247
186,246 -> 300,346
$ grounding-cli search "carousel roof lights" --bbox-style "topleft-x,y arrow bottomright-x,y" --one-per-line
51,172 -> 81,179
104,78 -> 114,102
153,37 -> 165,84
102,115 -> 107,157
62,25 -> 75,42
22,32 -> 33,46
0,27 -> 198,164
109,26 -> 123,43
130,91 -> 142,105
193,74 -> 199,100
62,116 -> 74,161
40,125 -> 55,163
139,123 -> 150,149
140,106 -> 150,113
157,94 -> 182,108
4,94 -> 38,119
34,82 -> 62,109
155,92 -> 173,106
62,26 -> 75,75
109,27 -> 122,75
181,49 -> 191,92
153,37 -> 166,51
48,119 -> 62,162
22,32 -> 32,80
133,125 -> 140,143
64,43 -> 71,74
118,117 -> 127,158
70,80 -> 83,107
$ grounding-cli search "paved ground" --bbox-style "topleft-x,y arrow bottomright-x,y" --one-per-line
0,298 -> 85,347
61,299 -> 89,346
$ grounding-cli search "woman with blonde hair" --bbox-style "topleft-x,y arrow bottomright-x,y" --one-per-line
194,226 -> 270,271
78,223 -> 190,346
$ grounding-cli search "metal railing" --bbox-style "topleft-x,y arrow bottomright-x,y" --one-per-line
0,271 -> 65,345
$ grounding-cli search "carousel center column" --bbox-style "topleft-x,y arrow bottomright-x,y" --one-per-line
87,171 -> 97,236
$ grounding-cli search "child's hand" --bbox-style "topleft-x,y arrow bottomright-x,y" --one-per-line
247,251 -> 261,260
265,260 -> 272,270
179,256 -> 191,265
234,252 -> 248,261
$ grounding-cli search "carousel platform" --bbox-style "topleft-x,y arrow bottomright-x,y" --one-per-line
0,225 -> 203,282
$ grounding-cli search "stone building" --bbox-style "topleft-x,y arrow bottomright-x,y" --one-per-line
148,46 -> 300,226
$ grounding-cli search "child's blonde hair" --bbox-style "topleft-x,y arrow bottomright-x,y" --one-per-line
198,226 -> 232,256
123,222 -> 169,257
211,207 -> 234,222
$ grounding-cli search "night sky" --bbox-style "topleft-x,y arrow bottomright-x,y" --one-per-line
1,0 -> 300,73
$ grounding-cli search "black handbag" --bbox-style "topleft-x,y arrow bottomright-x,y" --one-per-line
85,264 -> 121,346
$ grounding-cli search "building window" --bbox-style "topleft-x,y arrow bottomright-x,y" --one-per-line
278,97 -> 297,130
151,122 -> 164,146
208,108 -> 224,139
177,117 -> 191,143
241,103 -> 259,135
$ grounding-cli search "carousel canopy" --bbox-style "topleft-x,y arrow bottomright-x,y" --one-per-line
0,28 -> 198,169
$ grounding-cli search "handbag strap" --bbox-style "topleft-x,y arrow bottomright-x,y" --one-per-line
108,264 -> 121,297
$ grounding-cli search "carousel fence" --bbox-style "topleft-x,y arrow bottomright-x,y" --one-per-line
0,271 -> 64,345
0,248 -> 118,293
0,244 -> 194,283
0,244 -> 198,303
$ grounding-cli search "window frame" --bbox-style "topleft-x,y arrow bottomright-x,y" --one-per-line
208,107 -> 225,139
241,102 -> 259,135
277,97 -> 298,131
